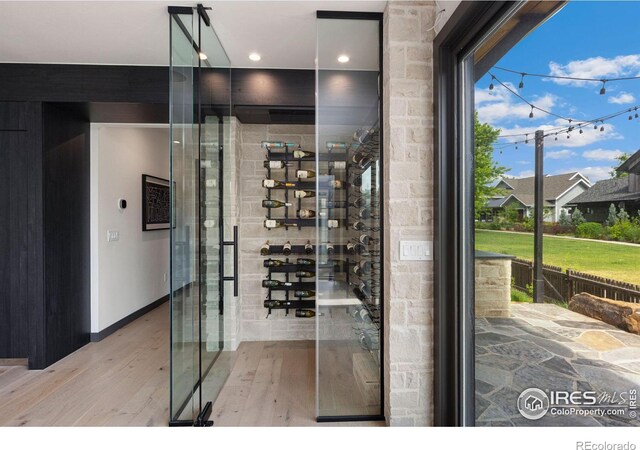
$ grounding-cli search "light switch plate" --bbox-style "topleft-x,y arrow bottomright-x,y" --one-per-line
107,230 -> 120,242
399,240 -> 432,261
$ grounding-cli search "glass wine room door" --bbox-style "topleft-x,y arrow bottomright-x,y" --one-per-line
169,5 -> 232,426
316,12 -> 384,422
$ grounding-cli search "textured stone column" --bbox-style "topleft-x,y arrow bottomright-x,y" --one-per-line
383,0 -> 436,426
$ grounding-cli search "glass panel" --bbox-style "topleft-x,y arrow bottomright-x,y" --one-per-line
169,11 -> 199,423
316,17 -> 383,418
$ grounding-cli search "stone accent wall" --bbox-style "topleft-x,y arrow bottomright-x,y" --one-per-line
383,0 -> 436,426
475,258 -> 512,318
238,123 -> 317,341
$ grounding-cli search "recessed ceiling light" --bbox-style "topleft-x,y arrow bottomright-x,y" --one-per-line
249,53 -> 261,62
337,55 -> 350,63
173,140 -> 181,144
199,52 -> 208,60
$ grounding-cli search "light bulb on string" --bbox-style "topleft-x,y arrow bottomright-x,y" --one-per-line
579,128 -> 583,134
599,80 -> 607,95
554,133 -> 558,141
519,73 -> 525,90
529,106 -> 534,119
525,134 -> 529,144
600,125 -> 605,132
489,76 -> 495,91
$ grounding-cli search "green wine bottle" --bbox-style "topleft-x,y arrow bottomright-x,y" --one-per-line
263,179 -> 296,188
297,258 -> 315,266
295,309 -> 315,318
262,199 -> 292,208
294,190 -> 315,199
263,259 -> 286,267
262,280 -> 293,288
294,289 -> 315,298
263,160 -> 291,169
295,270 -> 315,278
296,169 -> 316,179
260,241 -> 270,256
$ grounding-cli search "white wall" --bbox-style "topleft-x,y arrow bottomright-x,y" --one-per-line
90,124 -> 170,333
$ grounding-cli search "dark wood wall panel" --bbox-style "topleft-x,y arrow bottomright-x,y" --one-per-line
0,102 -> 44,367
43,104 -> 91,366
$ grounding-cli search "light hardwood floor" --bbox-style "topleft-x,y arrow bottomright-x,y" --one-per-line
0,303 -> 383,427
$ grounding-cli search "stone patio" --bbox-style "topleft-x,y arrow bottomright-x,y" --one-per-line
476,302 -> 640,426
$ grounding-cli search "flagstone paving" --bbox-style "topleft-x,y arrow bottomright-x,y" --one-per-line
476,303 -> 640,427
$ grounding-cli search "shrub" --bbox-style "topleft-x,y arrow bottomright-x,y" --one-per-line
617,207 -> 630,224
609,221 -> 640,243
571,208 -> 586,226
576,222 -> 606,239
543,223 -> 575,235
523,217 -> 534,232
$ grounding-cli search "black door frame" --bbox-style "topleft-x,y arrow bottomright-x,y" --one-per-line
432,1 -> 515,427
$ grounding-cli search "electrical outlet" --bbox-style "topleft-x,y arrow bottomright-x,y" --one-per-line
107,230 -> 120,242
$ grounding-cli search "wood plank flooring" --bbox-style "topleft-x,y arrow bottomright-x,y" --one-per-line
0,303 -> 383,427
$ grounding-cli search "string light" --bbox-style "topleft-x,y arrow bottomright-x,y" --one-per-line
529,106 -> 534,119
489,75 -> 495,91
599,80 -> 607,95
519,73 -> 525,90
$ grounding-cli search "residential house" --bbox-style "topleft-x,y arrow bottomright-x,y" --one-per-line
572,150 -> 640,222
486,172 -> 592,222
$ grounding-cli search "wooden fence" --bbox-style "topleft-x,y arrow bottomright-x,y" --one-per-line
510,258 -> 640,304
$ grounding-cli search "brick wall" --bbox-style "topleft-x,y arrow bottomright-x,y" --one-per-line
383,0 -> 436,426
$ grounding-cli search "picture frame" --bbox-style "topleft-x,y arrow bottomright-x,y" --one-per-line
142,174 -> 171,231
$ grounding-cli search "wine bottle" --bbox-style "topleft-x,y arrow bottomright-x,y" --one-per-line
297,258 -> 315,266
326,142 -> 347,150
353,260 -> 372,276
326,242 -> 335,256
354,128 -> 374,144
347,242 -> 355,255
327,219 -> 340,229
262,141 -> 284,149
327,201 -> 346,208
262,280 -> 293,288
351,175 -> 363,187
359,234 -> 372,246
356,156 -> 373,170
264,219 -> 297,229
264,299 -> 300,308
352,307 -> 373,324
330,180 -> 345,189
297,209 -> 316,219
294,190 -> 315,199
329,161 -> 347,170
260,241 -> 271,256
263,259 -> 286,267
295,270 -> 315,278
294,289 -> 315,298
360,330 -> 380,350
262,199 -> 292,208
351,221 -> 379,232
293,150 -> 315,159
295,309 -> 315,318
263,160 -> 291,169
304,240 -> 313,255
283,241 -> 292,256
263,179 -> 296,189
296,169 -> 316,179
350,197 -> 379,208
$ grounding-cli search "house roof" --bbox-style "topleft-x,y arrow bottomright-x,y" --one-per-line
494,172 -> 590,204
617,149 -> 640,174
572,177 -> 640,204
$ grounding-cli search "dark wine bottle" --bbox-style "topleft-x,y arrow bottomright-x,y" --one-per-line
359,234 -> 372,245
326,242 -> 335,256
304,240 -> 313,255
260,241 -> 271,256
353,260 -> 372,276
264,299 -> 295,308
263,259 -> 286,267
263,179 -> 296,189
262,280 -> 293,288
295,309 -> 315,318
295,270 -> 315,278
326,142 -> 347,150
283,241 -> 292,256
347,242 -> 356,255
294,290 -> 315,298
297,258 -> 315,266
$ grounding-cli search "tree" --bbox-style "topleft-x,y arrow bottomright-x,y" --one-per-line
610,152 -> 631,178
558,209 -> 571,226
474,113 -> 508,219
571,208 -> 586,226
606,203 -> 618,226
617,207 -> 630,223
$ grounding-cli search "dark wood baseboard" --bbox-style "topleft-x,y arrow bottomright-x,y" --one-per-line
90,294 -> 169,342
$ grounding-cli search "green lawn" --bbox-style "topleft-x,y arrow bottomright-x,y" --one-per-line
475,230 -> 640,285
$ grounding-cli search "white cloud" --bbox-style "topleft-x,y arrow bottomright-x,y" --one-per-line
608,92 -> 636,104
582,149 -> 625,161
497,120 -> 621,149
506,170 -> 535,179
559,166 -> 614,182
517,160 -> 530,165
475,83 -> 557,123
548,55 -> 640,87
545,149 -> 576,160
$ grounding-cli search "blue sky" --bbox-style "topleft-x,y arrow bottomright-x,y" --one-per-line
475,1 -> 640,183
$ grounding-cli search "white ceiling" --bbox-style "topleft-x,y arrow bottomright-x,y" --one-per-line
0,0 -> 386,69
